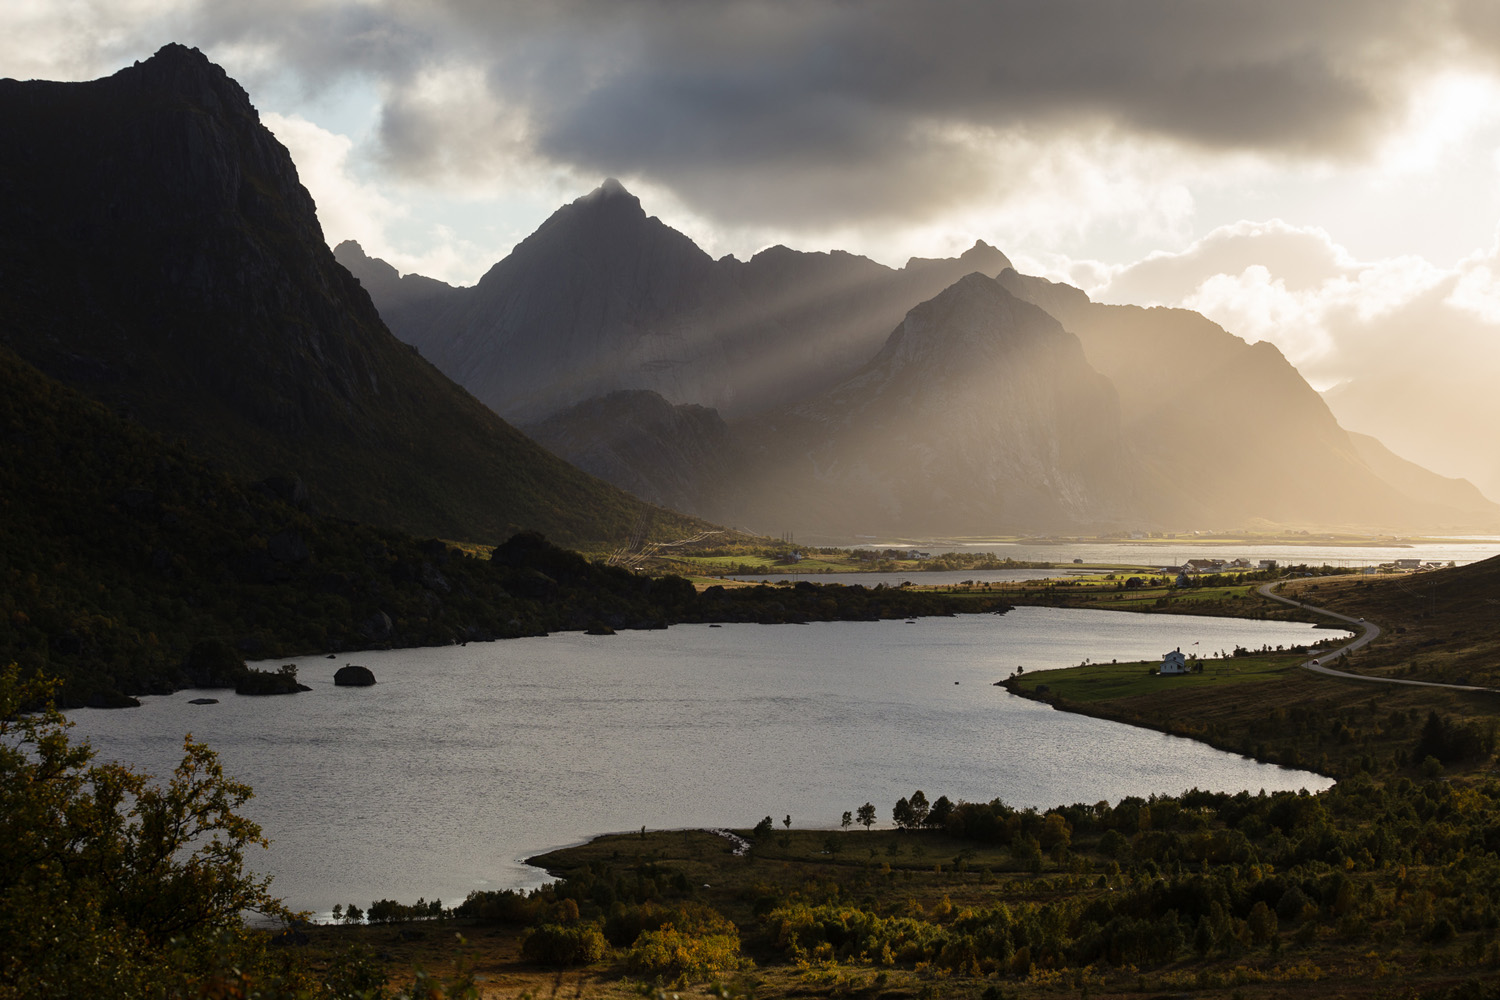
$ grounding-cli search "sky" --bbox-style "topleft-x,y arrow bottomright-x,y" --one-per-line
4,0 -> 1499,499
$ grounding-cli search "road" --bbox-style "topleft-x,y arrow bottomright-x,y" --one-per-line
1255,581 -> 1497,693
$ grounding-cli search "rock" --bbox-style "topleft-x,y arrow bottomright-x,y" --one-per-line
359,610 -> 393,640
188,697 -> 219,705
334,664 -> 376,687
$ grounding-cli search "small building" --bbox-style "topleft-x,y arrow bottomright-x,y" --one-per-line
1259,560 -> 1278,570
1394,558 -> 1420,570
1160,649 -> 1189,675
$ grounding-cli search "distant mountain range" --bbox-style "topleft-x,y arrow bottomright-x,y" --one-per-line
0,44 -> 699,549
337,180 -> 1013,424
343,185 -> 1500,537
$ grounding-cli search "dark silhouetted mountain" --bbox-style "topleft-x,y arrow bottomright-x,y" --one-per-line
728,273 -> 1137,535
333,239 -> 460,322
0,44 -> 699,547
525,390 -> 740,519
352,180 -> 1011,423
996,269 -> 1500,531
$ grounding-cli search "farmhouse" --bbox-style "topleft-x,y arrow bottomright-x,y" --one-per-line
1160,648 -> 1189,675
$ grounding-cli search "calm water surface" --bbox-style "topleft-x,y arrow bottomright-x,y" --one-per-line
69,609 -> 1341,916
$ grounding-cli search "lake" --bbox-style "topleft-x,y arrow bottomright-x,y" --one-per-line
67,607 -> 1342,918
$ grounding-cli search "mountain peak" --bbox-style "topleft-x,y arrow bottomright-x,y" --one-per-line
578,177 -> 640,205
127,43 -> 254,118
902,241 -> 1012,276
959,240 -> 1013,272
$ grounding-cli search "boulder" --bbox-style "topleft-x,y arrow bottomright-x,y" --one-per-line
359,610 -> 393,640
334,664 -> 376,687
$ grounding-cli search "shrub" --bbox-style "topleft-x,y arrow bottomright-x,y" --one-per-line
520,922 -> 608,966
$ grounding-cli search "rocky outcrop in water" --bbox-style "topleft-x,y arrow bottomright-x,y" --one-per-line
334,664 -> 376,686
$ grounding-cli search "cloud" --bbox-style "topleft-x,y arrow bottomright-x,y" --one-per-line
142,0 -> 1493,235
262,111 -> 499,284
0,0 -> 191,80
1086,220 -> 1500,497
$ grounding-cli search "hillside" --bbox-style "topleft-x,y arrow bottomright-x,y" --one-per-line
1277,556 -> 1500,689
525,390 -> 742,520
0,45 -> 695,548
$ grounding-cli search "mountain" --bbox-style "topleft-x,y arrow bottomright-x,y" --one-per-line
726,273 -> 1137,535
341,182 -> 1011,423
520,261 -> 1500,537
0,44 -> 698,548
526,390 -> 740,519
332,239 -> 460,323
1346,431 -> 1500,517
996,270 -> 1500,532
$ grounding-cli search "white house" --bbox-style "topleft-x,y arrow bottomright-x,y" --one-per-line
1160,649 -> 1189,675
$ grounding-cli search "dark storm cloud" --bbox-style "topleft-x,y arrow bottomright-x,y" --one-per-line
182,0 -> 1468,227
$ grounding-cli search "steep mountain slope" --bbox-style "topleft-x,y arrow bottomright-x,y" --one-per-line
997,270 -> 1500,531
731,273 -> 1138,535
332,239 -> 460,328
0,45 -> 695,547
1346,432 -> 1500,517
343,182 -> 1011,423
525,390 -> 740,519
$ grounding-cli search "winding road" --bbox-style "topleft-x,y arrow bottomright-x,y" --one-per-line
1255,581 -> 1497,693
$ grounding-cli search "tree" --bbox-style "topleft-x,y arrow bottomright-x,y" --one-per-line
857,802 -> 877,831
909,790 -> 930,828
927,795 -> 953,829
893,797 -> 914,829
0,665 -> 289,998
841,810 -> 852,832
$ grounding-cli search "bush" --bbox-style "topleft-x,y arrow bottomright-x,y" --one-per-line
623,904 -> 742,981
520,922 -> 608,966
0,665 -> 288,998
